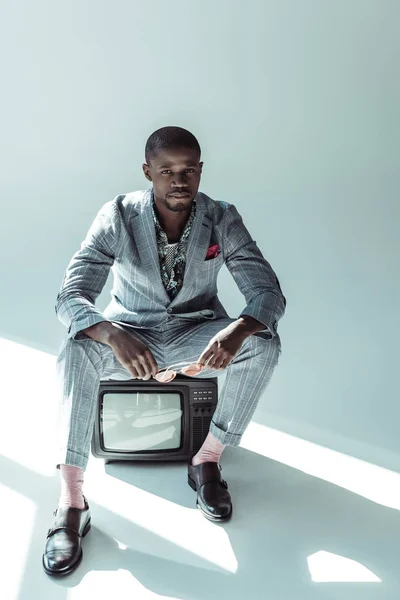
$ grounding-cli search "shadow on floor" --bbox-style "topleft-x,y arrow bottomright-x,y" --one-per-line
2,445 -> 400,600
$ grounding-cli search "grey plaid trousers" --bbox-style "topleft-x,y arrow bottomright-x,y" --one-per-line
54,316 -> 281,471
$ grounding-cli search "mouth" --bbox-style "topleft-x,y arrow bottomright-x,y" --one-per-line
169,193 -> 190,198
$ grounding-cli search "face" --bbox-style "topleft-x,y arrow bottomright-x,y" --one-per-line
142,146 -> 203,213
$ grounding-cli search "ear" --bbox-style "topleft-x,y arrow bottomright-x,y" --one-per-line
142,163 -> 152,182
199,161 -> 203,173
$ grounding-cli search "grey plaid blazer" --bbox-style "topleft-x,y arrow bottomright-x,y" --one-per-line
55,188 -> 286,341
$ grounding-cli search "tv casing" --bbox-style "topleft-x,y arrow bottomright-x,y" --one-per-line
91,373 -> 218,463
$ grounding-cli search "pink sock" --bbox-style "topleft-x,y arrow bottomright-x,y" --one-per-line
58,464 -> 85,509
191,432 -> 226,466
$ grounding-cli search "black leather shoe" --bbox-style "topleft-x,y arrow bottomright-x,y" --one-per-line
188,459 -> 232,522
42,495 -> 91,577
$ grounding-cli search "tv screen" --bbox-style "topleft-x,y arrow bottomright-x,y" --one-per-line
102,391 -> 183,452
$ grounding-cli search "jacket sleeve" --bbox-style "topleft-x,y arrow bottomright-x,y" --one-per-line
55,197 -> 122,340
222,203 -> 286,338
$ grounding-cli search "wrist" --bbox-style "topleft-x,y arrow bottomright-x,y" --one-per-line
83,321 -> 120,346
234,316 -> 265,337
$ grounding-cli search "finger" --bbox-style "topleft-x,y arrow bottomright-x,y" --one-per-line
138,356 -> 154,380
198,352 -> 211,366
198,346 -> 216,366
201,354 -> 215,370
211,353 -> 226,370
132,360 -> 146,379
118,359 -> 139,379
222,354 -> 236,369
126,365 -> 140,379
197,344 -> 216,365
205,352 -> 220,370
221,357 -> 232,369
144,352 -> 159,377
214,355 -> 227,370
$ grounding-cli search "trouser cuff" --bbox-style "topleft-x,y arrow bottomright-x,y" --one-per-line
55,449 -> 88,471
209,421 -> 243,447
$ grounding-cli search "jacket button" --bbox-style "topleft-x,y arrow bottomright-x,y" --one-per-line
167,309 -> 172,314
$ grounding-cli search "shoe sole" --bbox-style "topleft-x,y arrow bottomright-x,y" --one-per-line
42,518 -> 91,577
188,476 -> 232,522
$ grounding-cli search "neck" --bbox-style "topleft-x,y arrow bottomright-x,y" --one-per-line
154,198 -> 193,236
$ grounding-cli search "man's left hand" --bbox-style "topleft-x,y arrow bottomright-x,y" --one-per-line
197,321 -> 249,371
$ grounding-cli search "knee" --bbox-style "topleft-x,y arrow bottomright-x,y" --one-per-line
56,335 -> 104,367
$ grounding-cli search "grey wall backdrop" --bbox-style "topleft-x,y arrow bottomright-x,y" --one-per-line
0,1 -> 398,467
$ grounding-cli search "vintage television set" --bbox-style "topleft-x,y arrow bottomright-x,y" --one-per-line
91,373 -> 218,463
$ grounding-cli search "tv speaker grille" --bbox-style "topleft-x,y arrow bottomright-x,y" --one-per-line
193,415 -> 213,453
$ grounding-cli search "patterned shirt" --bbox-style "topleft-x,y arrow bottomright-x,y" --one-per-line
151,193 -> 197,300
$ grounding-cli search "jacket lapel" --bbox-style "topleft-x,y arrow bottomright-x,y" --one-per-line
169,195 -> 212,308
131,188 -> 212,308
130,189 -> 170,305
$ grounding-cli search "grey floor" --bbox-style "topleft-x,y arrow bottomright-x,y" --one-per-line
2,337 -> 400,600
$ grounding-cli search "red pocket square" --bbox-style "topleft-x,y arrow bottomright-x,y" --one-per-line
205,244 -> 220,260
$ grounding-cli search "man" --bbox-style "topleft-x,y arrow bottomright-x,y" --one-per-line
42,126 -> 286,577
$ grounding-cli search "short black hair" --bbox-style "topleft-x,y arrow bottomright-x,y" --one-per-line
145,126 -> 201,165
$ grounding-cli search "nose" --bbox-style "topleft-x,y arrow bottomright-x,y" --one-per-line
171,173 -> 188,187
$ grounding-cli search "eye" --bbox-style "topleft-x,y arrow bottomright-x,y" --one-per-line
185,168 -> 195,173
161,170 -> 171,175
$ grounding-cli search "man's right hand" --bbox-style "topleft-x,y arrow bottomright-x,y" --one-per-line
83,322 -> 158,380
